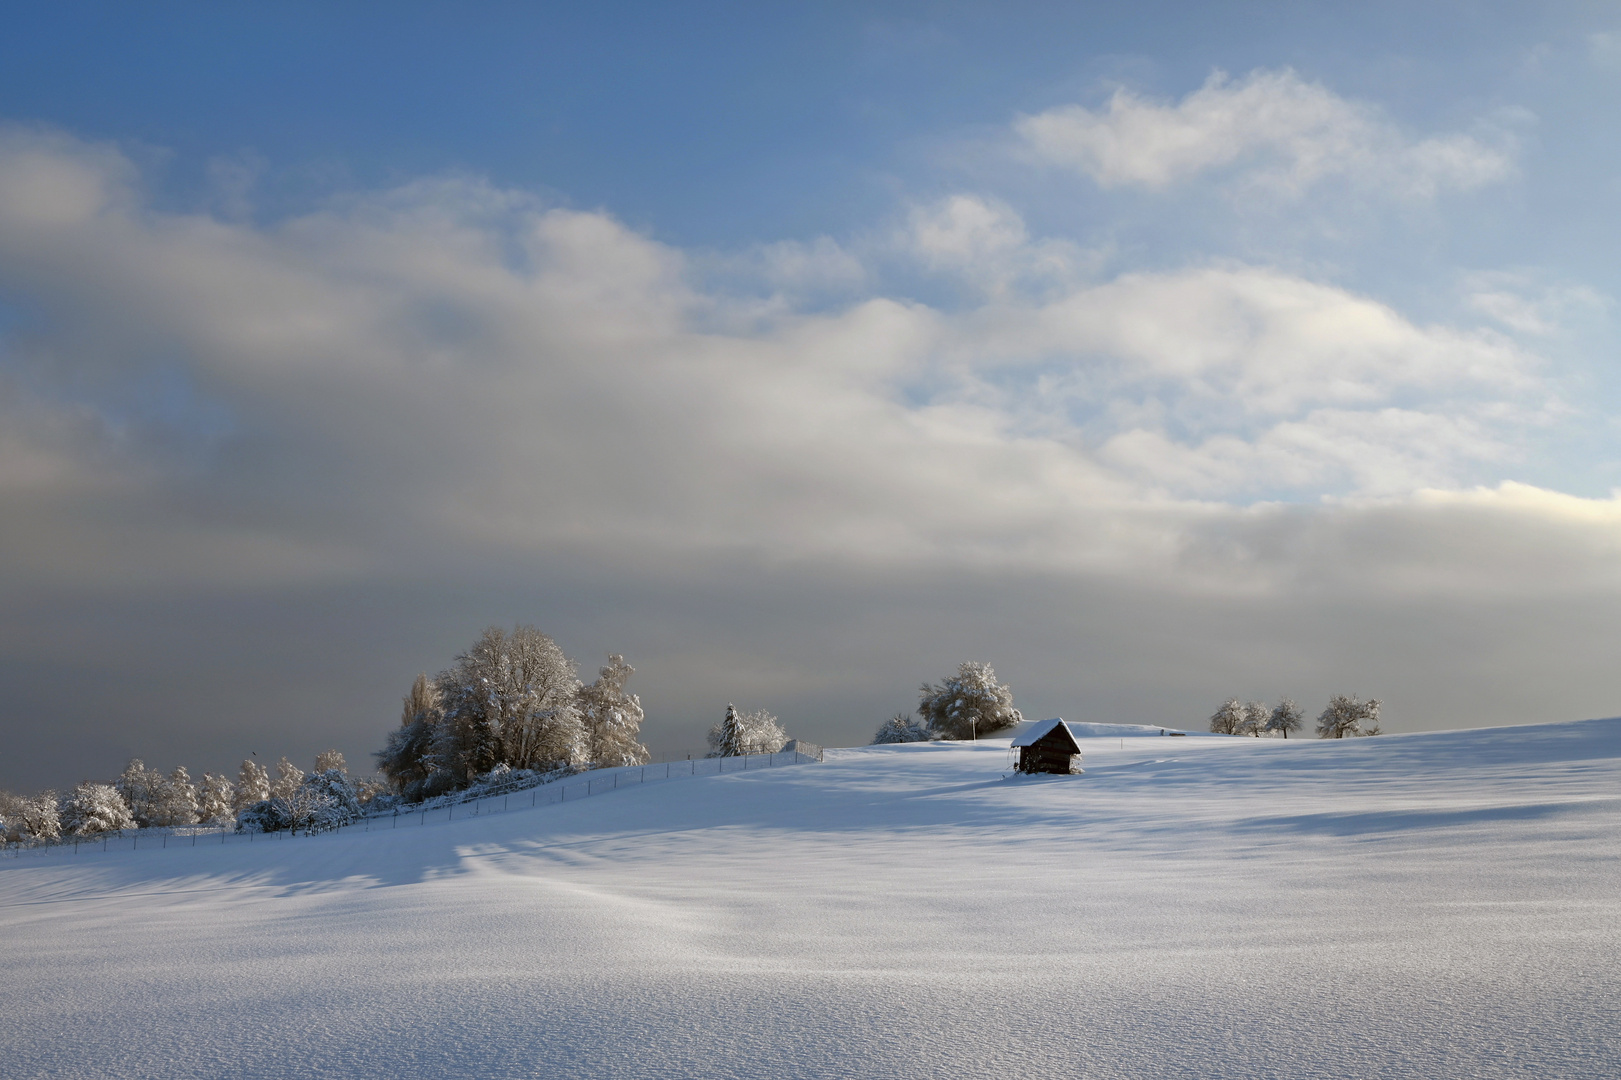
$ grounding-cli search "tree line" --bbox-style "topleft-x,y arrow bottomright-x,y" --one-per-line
0,750 -> 372,846
1208,694 -> 1382,738
0,623 -> 657,845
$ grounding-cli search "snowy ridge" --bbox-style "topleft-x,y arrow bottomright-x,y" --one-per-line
3,719 -> 1620,1079
1003,718 -> 1190,740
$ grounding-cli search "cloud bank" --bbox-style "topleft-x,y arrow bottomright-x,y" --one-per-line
0,108 -> 1614,787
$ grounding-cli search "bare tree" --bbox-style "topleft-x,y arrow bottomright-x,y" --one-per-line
917,662 -> 1022,740
314,749 -> 347,774
1316,694 -> 1382,738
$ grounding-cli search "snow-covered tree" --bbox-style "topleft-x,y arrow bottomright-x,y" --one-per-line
314,749 -> 347,774
579,654 -> 649,768
1266,698 -> 1304,739
1209,699 -> 1246,735
707,705 -> 788,757
271,757 -> 303,803
234,759 -> 270,811
376,674 -> 441,798
1316,694 -> 1382,739
60,782 -> 135,836
433,625 -> 586,784
1240,701 -> 1269,736
150,766 -> 200,827
197,773 -> 236,825
872,713 -> 931,744
115,759 -> 168,827
917,662 -> 1022,740
0,790 -> 61,843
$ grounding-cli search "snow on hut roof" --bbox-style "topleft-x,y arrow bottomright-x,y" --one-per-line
1010,717 -> 1080,750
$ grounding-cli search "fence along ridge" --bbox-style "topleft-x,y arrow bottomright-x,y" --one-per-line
5,745 -> 826,858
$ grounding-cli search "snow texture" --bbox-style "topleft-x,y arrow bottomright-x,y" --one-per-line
3,719 -> 1620,1079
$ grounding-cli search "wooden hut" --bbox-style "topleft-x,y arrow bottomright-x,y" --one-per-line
1011,718 -> 1083,775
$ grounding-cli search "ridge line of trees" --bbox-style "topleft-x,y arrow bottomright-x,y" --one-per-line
1209,694 -> 1381,738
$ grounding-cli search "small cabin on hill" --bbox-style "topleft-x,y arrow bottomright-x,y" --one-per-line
1011,718 -> 1083,775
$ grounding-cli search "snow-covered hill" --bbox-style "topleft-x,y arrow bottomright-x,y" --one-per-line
3,721 -> 1620,1079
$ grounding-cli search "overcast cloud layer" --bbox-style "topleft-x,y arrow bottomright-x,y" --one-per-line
4,14 -> 1621,789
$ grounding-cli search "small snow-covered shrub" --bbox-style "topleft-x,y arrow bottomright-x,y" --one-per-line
871,713 -> 932,744
60,782 -> 135,836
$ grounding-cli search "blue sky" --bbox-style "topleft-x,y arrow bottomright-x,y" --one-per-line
4,2 -> 1621,789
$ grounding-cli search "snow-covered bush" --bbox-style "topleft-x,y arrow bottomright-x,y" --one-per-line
1317,694 -> 1382,738
917,662 -> 1022,740
60,782 -> 135,836
707,705 -> 788,757
871,713 -> 932,744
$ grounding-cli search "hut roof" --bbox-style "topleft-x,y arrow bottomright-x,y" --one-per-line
1010,717 -> 1082,753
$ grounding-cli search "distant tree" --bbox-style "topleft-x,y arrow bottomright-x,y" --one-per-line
148,766 -> 200,827
0,789 -> 61,843
707,704 -> 788,757
1209,699 -> 1246,735
433,625 -> 586,784
197,773 -> 237,825
1239,701 -> 1269,736
917,662 -> 1023,740
578,654 -> 649,768
271,757 -> 303,803
1266,698 -> 1304,739
871,713 -> 932,744
234,759 -> 270,811
115,759 -> 167,827
314,749 -> 347,774
377,674 -> 441,798
60,783 -> 135,836
1316,694 -> 1382,739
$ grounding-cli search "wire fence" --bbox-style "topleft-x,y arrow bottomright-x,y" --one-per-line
2,745 -> 825,859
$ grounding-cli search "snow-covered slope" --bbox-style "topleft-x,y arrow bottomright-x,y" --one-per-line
3,721 -> 1620,1079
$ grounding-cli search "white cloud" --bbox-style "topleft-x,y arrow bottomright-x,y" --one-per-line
0,128 -> 1589,601
1463,271 -> 1610,336
1015,68 -> 1514,198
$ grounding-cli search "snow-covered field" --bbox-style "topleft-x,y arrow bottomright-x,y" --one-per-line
3,720 -> 1619,1079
